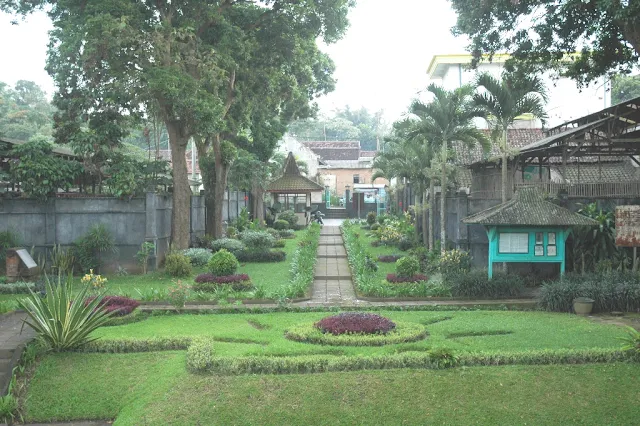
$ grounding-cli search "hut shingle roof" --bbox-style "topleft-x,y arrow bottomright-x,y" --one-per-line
266,152 -> 324,193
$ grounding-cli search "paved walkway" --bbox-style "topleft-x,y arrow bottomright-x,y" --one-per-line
0,312 -> 35,396
309,226 -> 357,304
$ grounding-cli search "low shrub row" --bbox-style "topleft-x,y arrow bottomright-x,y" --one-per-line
236,250 -> 286,263
181,248 -> 213,267
445,270 -> 525,299
386,274 -> 429,283
272,223 -> 320,300
539,271 -> 640,312
0,281 -> 35,294
103,309 -> 147,327
80,337 -> 192,353
185,347 -> 630,376
193,274 -> 253,292
285,321 -> 427,346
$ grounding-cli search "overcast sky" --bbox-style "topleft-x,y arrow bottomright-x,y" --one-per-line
0,0 -> 467,122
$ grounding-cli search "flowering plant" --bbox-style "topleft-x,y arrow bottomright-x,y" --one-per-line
167,280 -> 190,309
81,269 -> 107,291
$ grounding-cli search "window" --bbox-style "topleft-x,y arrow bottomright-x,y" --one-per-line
498,233 -> 529,254
353,174 -> 360,184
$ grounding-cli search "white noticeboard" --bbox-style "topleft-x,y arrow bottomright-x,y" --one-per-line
498,233 -> 529,254
16,249 -> 38,270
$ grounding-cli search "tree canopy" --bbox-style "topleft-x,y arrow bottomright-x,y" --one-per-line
450,0 -> 640,86
0,80 -> 54,140
611,74 -> 640,104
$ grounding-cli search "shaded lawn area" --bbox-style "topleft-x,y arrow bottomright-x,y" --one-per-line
0,230 -> 304,302
359,230 -> 405,280
92,310 -> 627,356
24,353 -> 640,425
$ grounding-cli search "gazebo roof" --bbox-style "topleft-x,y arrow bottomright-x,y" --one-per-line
266,152 -> 324,193
462,186 -> 598,226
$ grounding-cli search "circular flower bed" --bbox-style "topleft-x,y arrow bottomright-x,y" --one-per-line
285,313 -> 427,346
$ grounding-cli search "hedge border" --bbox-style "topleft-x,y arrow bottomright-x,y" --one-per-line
187,348 -> 633,376
285,321 -> 427,346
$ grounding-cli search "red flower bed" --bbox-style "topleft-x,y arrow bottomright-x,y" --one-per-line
85,296 -> 140,316
378,255 -> 402,263
315,312 -> 396,335
386,273 -> 429,283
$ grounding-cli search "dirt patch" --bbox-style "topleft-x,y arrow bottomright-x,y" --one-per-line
587,313 -> 640,331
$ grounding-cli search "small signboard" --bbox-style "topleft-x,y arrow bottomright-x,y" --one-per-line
615,206 -> 640,247
15,249 -> 38,270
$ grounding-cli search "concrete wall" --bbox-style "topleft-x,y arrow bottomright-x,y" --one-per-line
318,168 -> 389,196
0,191 -> 247,273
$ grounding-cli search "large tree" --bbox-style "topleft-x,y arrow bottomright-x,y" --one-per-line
611,74 -> 640,104
0,80 -> 54,140
450,0 -> 640,86
408,84 -> 488,254
2,0 -> 352,248
474,71 -> 548,202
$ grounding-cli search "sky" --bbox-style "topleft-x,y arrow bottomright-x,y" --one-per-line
0,0 -> 467,122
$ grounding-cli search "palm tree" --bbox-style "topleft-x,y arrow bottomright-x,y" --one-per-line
474,72 -> 548,202
409,84 -> 489,254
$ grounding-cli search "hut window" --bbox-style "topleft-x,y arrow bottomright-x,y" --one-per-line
353,174 -> 360,184
498,233 -> 529,254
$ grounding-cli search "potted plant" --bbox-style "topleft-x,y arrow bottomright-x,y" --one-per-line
573,297 -> 595,315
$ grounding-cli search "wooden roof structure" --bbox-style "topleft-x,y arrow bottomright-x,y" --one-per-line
463,186 -> 598,226
266,152 -> 324,193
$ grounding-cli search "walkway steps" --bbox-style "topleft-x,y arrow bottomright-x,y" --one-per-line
310,226 -> 357,303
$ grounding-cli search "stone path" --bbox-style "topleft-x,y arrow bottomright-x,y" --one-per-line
0,312 -> 35,396
308,226 -> 356,305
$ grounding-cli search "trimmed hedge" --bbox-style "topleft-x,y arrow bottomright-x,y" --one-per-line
386,274 -> 429,283
0,281 -> 36,294
186,348 -> 630,376
273,219 -> 289,230
279,229 -> 296,239
239,230 -> 275,251
445,270 -> 525,299
236,249 -> 286,263
186,338 -> 215,372
181,248 -> 213,267
539,271 -> 640,312
193,274 -> 253,291
273,239 -> 286,248
207,249 -> 239,276
285,321 -> 427,346
210,238 -> 245,256
80,337 -> 192,353
164,252 -> 192,277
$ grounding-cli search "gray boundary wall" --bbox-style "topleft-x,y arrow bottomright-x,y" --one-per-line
0,192 -> 247,273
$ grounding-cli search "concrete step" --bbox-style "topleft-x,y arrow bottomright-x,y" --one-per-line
317,254 -> 347,258
318,242 -> 343,246
314,274 -> 353,280
0,349 -> 14,358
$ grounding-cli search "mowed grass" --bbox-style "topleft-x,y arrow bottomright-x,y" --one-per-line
360,230 -> 404,279
0,230 -> 304,302
25,352 -> 640,425
92,310 -> 627,356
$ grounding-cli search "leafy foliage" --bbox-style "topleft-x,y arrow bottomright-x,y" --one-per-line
86,295 -> 140,317
9,136 -> 82,200
445,270 -> 525,299
239,230 -> 276,251
439,249 -> 472,277
49,243 -> 75,276
193,274 -> 253,292
315,312 -> 396,335
286,321 -> 427,347
136,242 -> 155,274
0,80 -> 54,140
611,74 -> 640,104
366,212 -> 377,226
73,224 -> 117,273
164,253 -> 192,278
207,249 -> 239,277
167,281 -> 190,309
386,273 -> 430,284
210,238 -> 245,256
273,219 -> 290,230
236,249 -> 286,263
395,257 -> 420,278
377,255 -> 402,263
181,248 -> 212,268
278,210 -> 299,228
450,0 -> 640,85
18,274 -> 113,352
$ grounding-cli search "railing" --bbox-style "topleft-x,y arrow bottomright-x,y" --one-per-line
514,182 -> 640,198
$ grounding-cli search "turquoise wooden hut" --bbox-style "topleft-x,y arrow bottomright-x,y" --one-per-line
463,187 -> 597,278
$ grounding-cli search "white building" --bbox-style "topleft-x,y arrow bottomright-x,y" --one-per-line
427,54 -> 611,128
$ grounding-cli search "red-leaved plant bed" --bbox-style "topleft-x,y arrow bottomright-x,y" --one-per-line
85,296 -> 140,316
386,273 -> 429,283
378,255 -> 402,263
195,273 -> 250,284
315,312 -> 396,335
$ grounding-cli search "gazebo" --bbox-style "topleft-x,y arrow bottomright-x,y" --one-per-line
266,152 -> 324,224
463,186 -> 597,278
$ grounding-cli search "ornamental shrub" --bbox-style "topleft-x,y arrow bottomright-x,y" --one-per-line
279,229 -> 295,239
439,249 -> 472,276
378,254 -> 402,263
396,256 -> 420,278
278,210 -> 299,228
85,295 -> 140,317
240,230 -> 275,251
370,223 -> 380,231
164,253 -> 192,278
397,238 -> 414,251
193,273 -> 253,292
366,212 -> 377,226
273,219 -> 289,230
210,238 -> 245,256
225,226 -> 238,239
207,249 -> 239,276
266,228 -> 281,239
182,248 -> 213,267
315,312 -> 396,335
273,239 -> 286,248
236,250 -> 286,263
73,224 -> 117,273
445,270 -> 524,299
386,273 -> 429,283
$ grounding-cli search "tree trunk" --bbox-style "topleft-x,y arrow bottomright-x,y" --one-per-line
251,181 -> 265,224
501,129 -> 508,203
414,191 -> 421,243
166,122 -> 191,250
422,188 -> 428,247
197,136 -> 231,239
211,135 -> 230,239
440,141 -> 448,254
429,179 -> 435,251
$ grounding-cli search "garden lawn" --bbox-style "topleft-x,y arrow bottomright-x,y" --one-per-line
92,310 -> 627,356
361,230 -> 404,280
24,354 -> 640,425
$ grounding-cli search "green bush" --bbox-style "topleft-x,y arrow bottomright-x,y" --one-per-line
266,228 -> 281,239
236,250 -> 286,263
81,337 -> 191,353
367,212 -> 377,226
18,274 -> 113,352
225,226 -> 238,239
164,253 -> 192,278
136,242 -> 155,274
538,271 -> 640,312
275,223 -> 320,299
439,249 -> 472,276
397,238 -> 414,251
186,338 -> 214,372
207,249 -> 239,276
273,239 -> 286,248
239,230 -> 275,251
445,270 -> 525,299
73,224 -> 117,273
278,210 -> 299,228
279,229 -> 295,239
273,219 -> 290,230
0,281 -> 36,294
181,248 -> 212,267
210,238 -> 245,256
195,234 -> 215,249
396,257 -> 420,278
370,223 -> 380,231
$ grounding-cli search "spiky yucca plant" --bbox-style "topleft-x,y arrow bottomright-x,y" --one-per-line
18,274 -> 113,352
